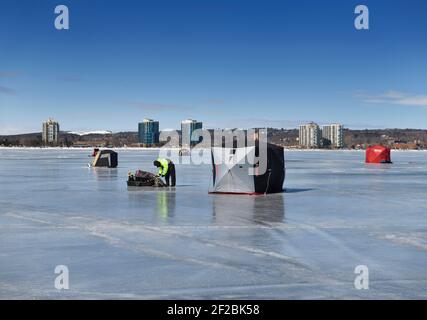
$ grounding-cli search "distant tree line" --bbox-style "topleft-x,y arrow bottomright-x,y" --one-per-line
1,129 -> 427,149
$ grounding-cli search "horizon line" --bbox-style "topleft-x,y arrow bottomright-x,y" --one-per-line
3,127 -> 427,136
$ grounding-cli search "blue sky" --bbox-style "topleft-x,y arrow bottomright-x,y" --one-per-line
1,0 -> 427,134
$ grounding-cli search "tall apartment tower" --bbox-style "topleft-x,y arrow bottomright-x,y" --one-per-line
138,118 -> 160,145
181,119 -> 203,147
322,124 -> 344,148
42,118 -> 60,145
299,122 -> 321,148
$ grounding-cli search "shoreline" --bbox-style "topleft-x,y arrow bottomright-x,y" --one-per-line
1,146 -> 426,152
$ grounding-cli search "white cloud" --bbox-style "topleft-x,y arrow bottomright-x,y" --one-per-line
395,96 -> 427,107
0,86 -> 16,95
357,91 -> 427,107
0,71 -> 20,78
381,91 -> 406,99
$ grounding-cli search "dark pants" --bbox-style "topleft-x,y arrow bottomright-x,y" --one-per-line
164,162 -> 176,186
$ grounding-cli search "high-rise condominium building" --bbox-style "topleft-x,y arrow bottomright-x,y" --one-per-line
299,122 -> 321,148
322,124 -> 344,148
138,118 -> 160,145
181,119 -> 203,147
42,118 -> 60,145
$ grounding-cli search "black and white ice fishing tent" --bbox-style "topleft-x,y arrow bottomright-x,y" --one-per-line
210,143 -> 285,195
92,150 -> 118,168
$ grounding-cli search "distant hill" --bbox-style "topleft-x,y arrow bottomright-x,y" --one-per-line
267,128 -> 427,149
1,128 -> 427,149
343,129 -> 427,149
0,131 -> 137,147
0,132 -> 44,147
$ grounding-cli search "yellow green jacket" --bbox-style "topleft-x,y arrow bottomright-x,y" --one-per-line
157,158 -> 169,176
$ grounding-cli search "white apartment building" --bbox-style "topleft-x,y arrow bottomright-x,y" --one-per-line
322,123 -> 344,148
42,118 -> 60,144
299,122 -> 321,148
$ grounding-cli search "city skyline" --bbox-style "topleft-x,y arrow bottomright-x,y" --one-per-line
0,113 -> 423,136
1,0 -> 427,135
2,117 -> 427,150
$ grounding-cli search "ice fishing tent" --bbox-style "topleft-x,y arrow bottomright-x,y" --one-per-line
366,145 -> 392,164
92,148 -> 100,157
210,143 -> 285,195
92,149 -> 118,168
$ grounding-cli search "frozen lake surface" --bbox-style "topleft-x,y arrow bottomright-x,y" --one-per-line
1,149 -> 427,299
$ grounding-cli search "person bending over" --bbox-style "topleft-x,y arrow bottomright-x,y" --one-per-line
153,158 -> 176,186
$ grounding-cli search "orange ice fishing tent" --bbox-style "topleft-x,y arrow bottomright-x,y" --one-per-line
365,145 -> 392,164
